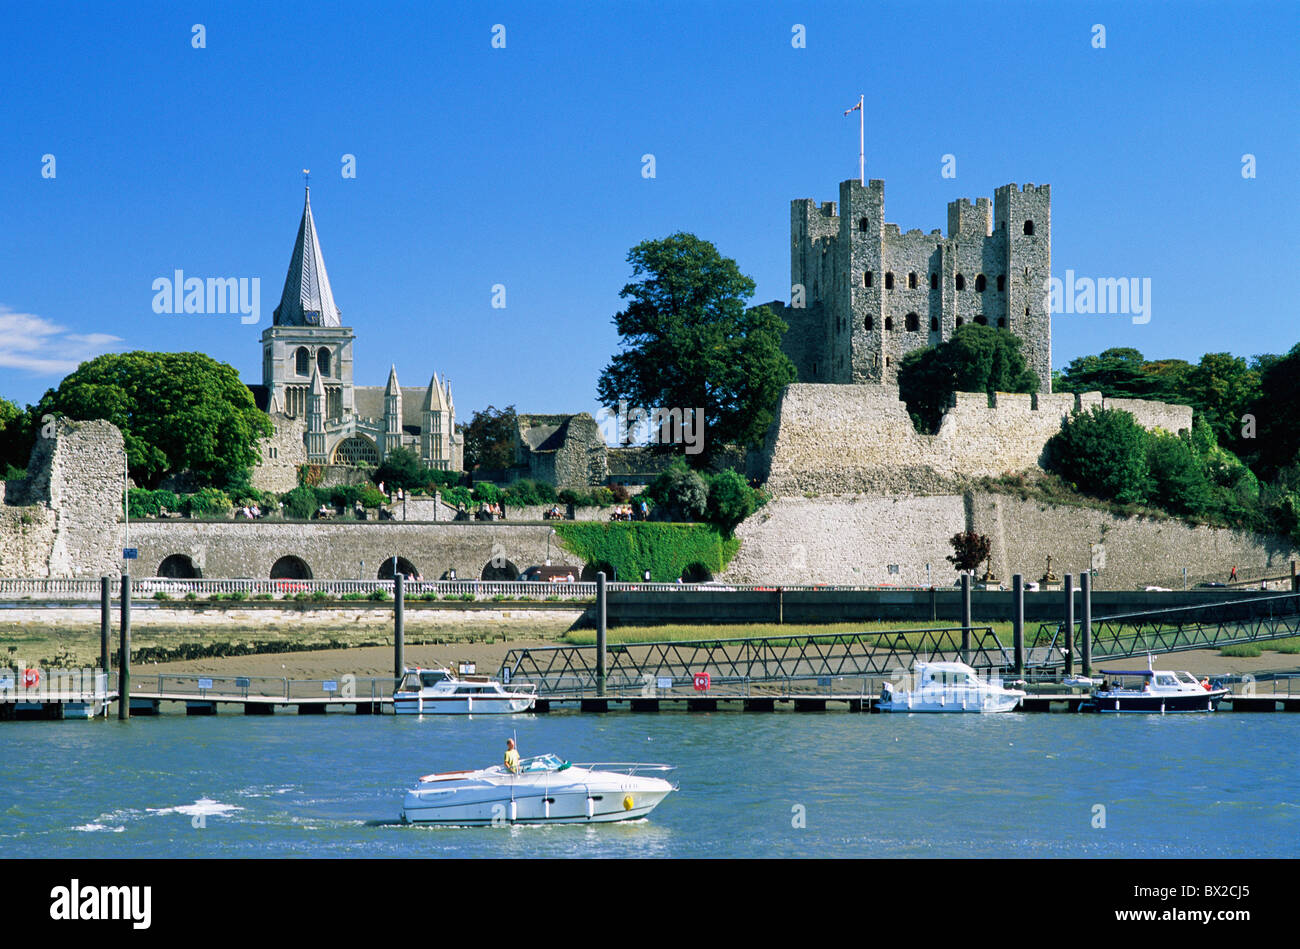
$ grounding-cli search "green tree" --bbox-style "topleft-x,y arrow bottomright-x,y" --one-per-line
898,324 -> 1039,432
30,352 -> 271,487
281,485 -> 318,520
372,447 -> 424,492
643,458 -> 708,521
1047,406 -> 1149,504
596,233 -> 796,466
1055,348 -> 1156,398
461,405 -> 518,472
0,397 -> 31,474
704,469 -> 759,537
1145,430 -> 1211,516
1246,342 -> 1300,479
1183,353 -> 1261,452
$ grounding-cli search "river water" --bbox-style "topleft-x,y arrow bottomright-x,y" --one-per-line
3,711 -> 1296,858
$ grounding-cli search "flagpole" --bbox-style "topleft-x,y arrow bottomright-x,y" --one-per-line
857,94 -> 864,185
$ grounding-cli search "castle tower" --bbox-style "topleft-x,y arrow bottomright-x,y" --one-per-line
420,372 -> 450,470
305,367 -> 327,462
260,187 -> 355,418
381,365 -> 403,459
783,179 -> 1051,393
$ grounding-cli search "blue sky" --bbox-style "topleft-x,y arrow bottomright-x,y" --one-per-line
2,0 -> 1296,420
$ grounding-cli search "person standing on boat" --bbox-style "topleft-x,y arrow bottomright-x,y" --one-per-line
504,738 -> 520,774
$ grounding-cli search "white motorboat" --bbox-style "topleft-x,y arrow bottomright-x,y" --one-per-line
400,753 -> 676,825
876,661 -> 1026,713
1082,664 -> 1230,713
393,664 -> 536,715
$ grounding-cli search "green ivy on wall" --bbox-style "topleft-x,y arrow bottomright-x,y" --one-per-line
552,522 -> 739,582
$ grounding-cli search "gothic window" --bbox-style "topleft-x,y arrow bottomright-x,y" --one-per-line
884,316 -> 893,330
865,315 -> 873,332
864,271 -> 872,287
333,436 -> 380,466
317,348 -> 331,377
1024,220 -> 1035,235
997,274 -> 1006,292
930,316 -> 939,332
930,273 -> 938,290
974,315 -> 988,326
295,347 -> 309,376
884,272 -> 894,290
905,313 -> 919,332
975,274 -> 986,292
908,272 -> 918,289
955,273 -> 966,291
859,217 -> 869,232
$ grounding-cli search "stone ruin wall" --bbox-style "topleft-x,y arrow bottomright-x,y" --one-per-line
756,384 -> 1194,496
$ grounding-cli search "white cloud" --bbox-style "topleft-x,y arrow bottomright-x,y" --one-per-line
0,306 -> 123,375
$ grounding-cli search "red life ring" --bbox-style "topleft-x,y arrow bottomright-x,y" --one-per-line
22,668 -> 40,688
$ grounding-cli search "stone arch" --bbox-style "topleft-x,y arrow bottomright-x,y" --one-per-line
270,555 -> 313,580
332,435 -> 379,466
317,348 -> 331,377
295,347 -> 310,376
580,561 -> 616,582
378,557 -> 419,580
681,562 -> 713,583
481,558 -> 520,581
158,554 -> 200,578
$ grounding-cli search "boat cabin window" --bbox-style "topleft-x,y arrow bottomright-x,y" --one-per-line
1177,672 -> 1200,685
420,671 -> 450,688
1154,674 -> 1178,688
400,673 -> 422,691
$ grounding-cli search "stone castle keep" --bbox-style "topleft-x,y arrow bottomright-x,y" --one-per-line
776,179 -> 1052,391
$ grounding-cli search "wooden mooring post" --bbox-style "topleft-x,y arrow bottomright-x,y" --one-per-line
394,572 -> 405,684
596,571 -> 607,697
1081,571 -> 1093,676
960,573 -> 972,664
1063,574 -> 1075,676
118,572 -> 131,720
1012,574 -> 1024,679
99,575 -> 111,678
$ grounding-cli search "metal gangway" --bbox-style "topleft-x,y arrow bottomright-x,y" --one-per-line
1029,590 -> 1300,670
499,626 -> 1014,696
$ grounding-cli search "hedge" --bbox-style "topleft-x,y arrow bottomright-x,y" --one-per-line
552,522 -> 739,582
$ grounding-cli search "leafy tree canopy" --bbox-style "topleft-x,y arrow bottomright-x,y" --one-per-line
1249,341 -> 1300,478
1047,405 -> 1150,504
29,352 -> 272,488
461,404 -> 518,472
596,233 -> 796,466
898,324 -> 1039,432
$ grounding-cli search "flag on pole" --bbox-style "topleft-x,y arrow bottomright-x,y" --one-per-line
844,101 -> 862,115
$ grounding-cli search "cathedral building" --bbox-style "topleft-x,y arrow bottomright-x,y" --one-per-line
249,188 -> 461,479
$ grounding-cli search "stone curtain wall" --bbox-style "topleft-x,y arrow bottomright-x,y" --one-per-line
0,420 -> 123,577
757,384 -> 1193,496
126,521 -> 582,581
721,492 -> 1297,590
250,412 -> 308,493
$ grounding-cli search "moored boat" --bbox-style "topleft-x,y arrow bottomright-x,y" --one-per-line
393,663 -> 536,715
1082,666 -> 1230,713
400,753 -> 676,825
877,661 -> 1025,713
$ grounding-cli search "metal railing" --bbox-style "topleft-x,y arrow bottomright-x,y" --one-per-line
1031,591 -> 1300,669
127,673 -> 393,702
500,626 -> 1016,696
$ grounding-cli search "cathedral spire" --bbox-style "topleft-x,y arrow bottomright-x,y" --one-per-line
273,186 -> 342,327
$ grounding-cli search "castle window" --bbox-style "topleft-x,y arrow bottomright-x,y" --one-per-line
956,317 -> 964,327
997,317 -> 1007,328
1025,306 -> 1030,316
884,316 -> 893,330
1024,220 -> 1035,235
975,274 -> 986,292
865,315 -> 873,332
317,348 -> 331,377
905,313 -> 919,332
974,315 -> 988,326
955,274 -> 966,291
997,274 -> 1006,292
864,271 -> 872,288
930,273 -> 938,290
859,217 -> 869,232
930,316 -> 939,332
295,347 -> 309,376
884,272 -> 894,290
908,272 -> 918,289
